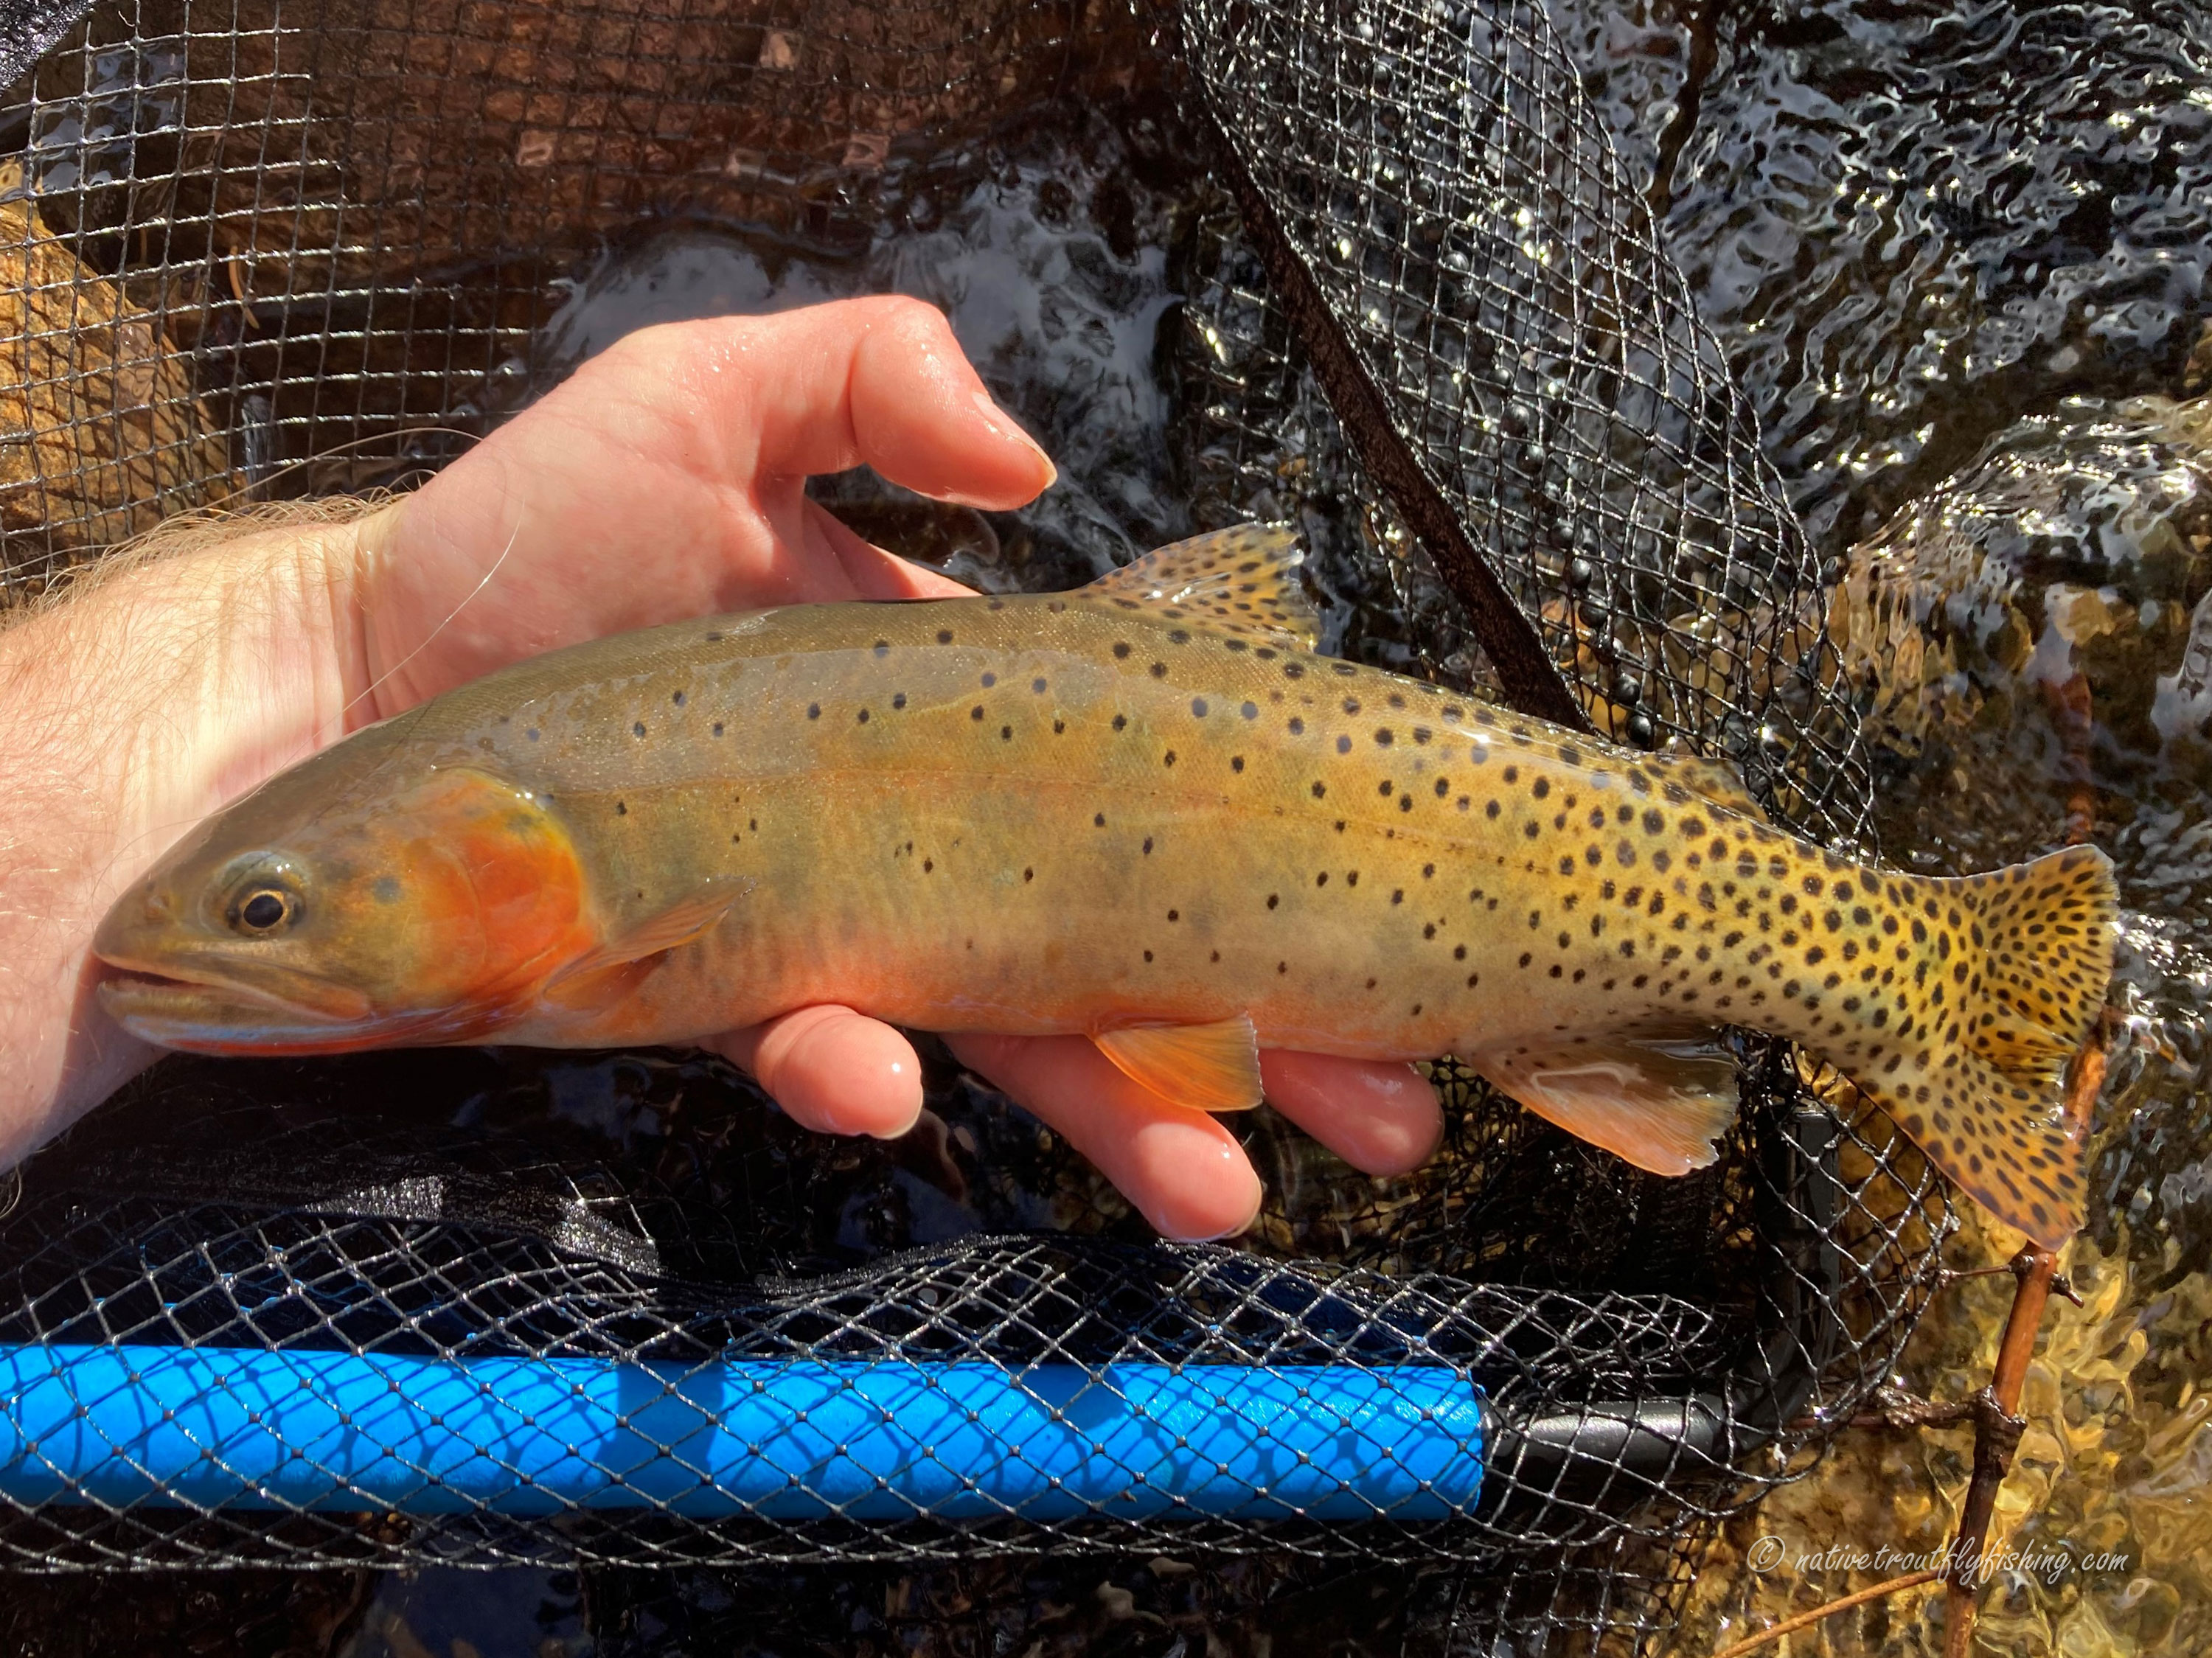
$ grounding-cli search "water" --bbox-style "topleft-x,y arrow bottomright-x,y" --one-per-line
490,101 -> 1197,598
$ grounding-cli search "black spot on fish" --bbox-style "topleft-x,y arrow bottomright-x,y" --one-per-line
672,690 -> 686,706
633,721 -> 648,737
526,728 -> 540,741
858,709 -> 870,724
1033,678 -> 1048,694
1336,736 -> 1353,754
1289,717 -> 1305,735
892,694 -> 907,711
937,629 -> 954,644
1232,756 -> 1245,773
615,801 -> 627,815
972,706 -> 985,721
1150,663 -> 1168,678
1312,781 -> 1326,798
711,722 -> 723,738
1192,698 -> 1209,717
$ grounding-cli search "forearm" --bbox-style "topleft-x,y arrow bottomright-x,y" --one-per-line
0,510 -> 382,1167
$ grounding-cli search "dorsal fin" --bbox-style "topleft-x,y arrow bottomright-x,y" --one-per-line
1646,751 -> 1769,821
1079,525 -> 1320,648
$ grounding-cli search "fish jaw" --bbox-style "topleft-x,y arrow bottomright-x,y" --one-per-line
95,958 -> 525,1054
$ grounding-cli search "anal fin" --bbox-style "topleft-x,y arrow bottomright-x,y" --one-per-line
1471,1033 -> 1740,1175
1093,1015 -> 1265,1112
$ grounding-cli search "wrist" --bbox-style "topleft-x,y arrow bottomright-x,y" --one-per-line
0,501 -> 388,1166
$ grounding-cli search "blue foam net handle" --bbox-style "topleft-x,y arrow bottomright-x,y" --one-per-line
0,1344 -> 1485,1522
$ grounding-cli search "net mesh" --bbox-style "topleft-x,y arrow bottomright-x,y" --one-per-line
0,0 -> 1928,1651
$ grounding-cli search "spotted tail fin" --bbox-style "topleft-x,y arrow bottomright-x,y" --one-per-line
1826,845 -> 2115,1248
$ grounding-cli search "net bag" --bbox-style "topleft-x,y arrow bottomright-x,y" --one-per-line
0,0 -> 1940,1649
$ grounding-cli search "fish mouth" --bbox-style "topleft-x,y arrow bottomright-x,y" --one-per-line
94,955 -> 383,1053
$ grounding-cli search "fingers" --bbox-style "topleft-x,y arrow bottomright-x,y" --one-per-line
704,1012 -> 1441,1240
704,1005 -> 924,1139
711,298 -> 1056,509
1258,1052 -> 1444,1177
945,1034 -> 1265,1242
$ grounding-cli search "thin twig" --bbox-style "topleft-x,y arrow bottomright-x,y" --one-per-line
1941,674 -> 2110,1654
1709,1571 -> 1941,1658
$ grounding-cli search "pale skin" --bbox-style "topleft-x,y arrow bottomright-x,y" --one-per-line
0,296 -> 1442,1240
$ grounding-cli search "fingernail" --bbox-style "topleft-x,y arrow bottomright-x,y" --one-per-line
971,389 -> 1058,489
863,1056 -> 924,1140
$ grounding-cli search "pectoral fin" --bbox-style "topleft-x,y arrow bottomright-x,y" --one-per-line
1093,1015 -> 1265,1112
1472,1034 -> 1740,1175
542,878 -> 751,1011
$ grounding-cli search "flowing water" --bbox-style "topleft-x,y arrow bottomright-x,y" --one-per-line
9,1 -> 2212,1652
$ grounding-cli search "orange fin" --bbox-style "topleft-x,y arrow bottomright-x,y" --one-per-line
1093,1015 -> 1265,1112
1472,1034 -> 1740,1175
541,878 -> 751,1011
1079,525 -> 1318,648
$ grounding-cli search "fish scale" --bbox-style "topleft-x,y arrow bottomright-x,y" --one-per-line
94,526 -> 2118,1249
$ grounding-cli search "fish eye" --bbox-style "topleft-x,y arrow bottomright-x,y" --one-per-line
229,885 -> 299,935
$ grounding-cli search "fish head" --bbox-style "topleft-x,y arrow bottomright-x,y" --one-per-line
95,757 -> 592,1053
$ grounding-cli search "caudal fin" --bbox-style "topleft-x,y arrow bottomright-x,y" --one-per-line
1832,845 -> 2115,1249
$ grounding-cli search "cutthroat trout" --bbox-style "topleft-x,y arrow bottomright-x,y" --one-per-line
94,526 -> 2115,1247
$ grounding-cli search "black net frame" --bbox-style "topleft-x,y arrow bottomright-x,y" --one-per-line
0,0 -> 1933,1650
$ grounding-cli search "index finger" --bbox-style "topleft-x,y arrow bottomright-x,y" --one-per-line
693,298 -> 1058,509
